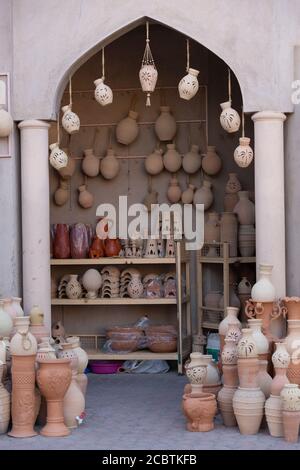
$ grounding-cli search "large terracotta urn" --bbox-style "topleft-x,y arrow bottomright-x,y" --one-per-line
218,307 -> 241,353
154,106 -> 176,141
100,149 -> 120,180
283,297 -> 300,320
233,387 -> 265,435
193,181 -> 214,211
271,342 -> 290,396
163,144 -> 181,173
202,146 -> 222,176
37,358 -> 72,437
53,224 -> 70,259
233,191 -> 255,225
182,392 -> 217,432
0,361 -> 10,434
182,144 -> 201,174
81,148 -> 100,178
116,110 -> 139,145
220,212 -> 238,257
66,336 -> 89,396
9,316 -> 38,438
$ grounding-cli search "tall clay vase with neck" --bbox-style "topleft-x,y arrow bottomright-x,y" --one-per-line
233,191 -> 255,225
271,342 -> 290,396
218,338 -> 238,427
37,359 -> 72,437
9,316 -> 38,438
0,361 -> 10,434
66,336 -> 88,396
248,318 -> 269,360
218,307 -> 241,354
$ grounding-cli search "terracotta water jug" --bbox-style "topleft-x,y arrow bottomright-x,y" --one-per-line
154,106 -> 176,141
234,191 -> 255,225
220,101 -> 241,133
0,361 -> 10,434
234,137 -> 254,168
193,181 -> 213,211
101,148 -> 120,180
181,184 -> 195,204
251,264 -> 276,302
167,175 -> 182,203
163,143 -> 181,173
220,212 -> 238,257
0,300 -> 13,338
204,212 -> 220,243
238,225 -> 255,257
218,385 -> 237,427
53,224 -> 70,259
0,106 -> 13,137
182,144 -> 201,174
78,184 -> 94,209
58,150 -> 76,179
225,173 -> 242,194
116,110 -> 139,145
54,179 -> 69,206
145,149 -> 164,175
202,146 -> 222,176
81,148 -> 100,177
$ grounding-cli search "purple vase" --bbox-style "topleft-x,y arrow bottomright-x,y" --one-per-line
70,223 -> 89,259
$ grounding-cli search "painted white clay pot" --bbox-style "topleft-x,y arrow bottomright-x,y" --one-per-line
139,64 -> 158,106
49,143 -> 68,170
178,68 -> 199,100
202,146 -> 222,176
66,275 -> 82,300
251,264 -> 276,302
0,106 -> 13,137
82,269 -> 102,299
58,149 -> 76,179
94,78 -> 113,106
181,184 -> 195,204
272,342 -> 290,369
82,149 -> 100,178
248,319 -> 269,357
61,105 -> 80,134
116,110 -> 139,145
280,384 -> 300,411
145,149 -> 164,175
237,328 -> 258,358
100,149 -> 120,180
220,100 -> 241,133
234,137 -> 254,168
154,106 -> 177,141
167,175 -> 182,203
163,143 -> 181,173
193,181 -> 213,210
0,300 -> 13,338
182,144 -> 201,174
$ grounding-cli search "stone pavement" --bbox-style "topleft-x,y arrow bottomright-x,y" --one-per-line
0,372 -> 299,450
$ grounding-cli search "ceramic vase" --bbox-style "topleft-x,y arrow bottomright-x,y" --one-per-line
154,106 -> 176,141
0,300 -> 13,338
66,274 -> 82,299
94,78 -> 113,106
49,143 -> 68,170
204,212 -> 220,243
181,184 -> 195,204
238,277 -> 251,296
284,297 -> 300,320
182,144 -> 201,174
54,179 -> 69,206
225,173 -> 242,194
233,387 -> 265,434
271,343 -> 290,396
225,323 -> 243,345
11,297 -> 24,317
167,175 -> 182,203
222,338 -> 238,367
66,337 -> 88,396
193,181 -> 213,211
202,146 -> 222,176
70,222 -> 89,259
257,360 -> 272,398
82,148 -> 100,177
220,212 -> 238,257
248,318 -> 269,360
36,340 -> 56,363
281,384 -> 300,442
105,238 -> 121,257
234,137 -> 254,168
251,264 -> 276,302
219,307 -> 241,353
78,184 -> 94,209
53,223 -> 70,259
0,361 -> 10,434
58,150 -> 76,179
82,269 -> 102,299
182,392 -> 217,432
220,101 -> 241,133
238,225 -> 255,257
185,363 -> 207,395
218,385 -> 237,427
286,320 -> 300,385
163,144 -> 181,173
145,149 -> 164,175
128,277 -> 144,299
116,110 -> 139,145
178,68 -> 199,100
0,106 -> 13,137
101,149 -> 120,180
61,105 -> 80,134
139,64 -> 158,106
89,236 -> 105,259
265,394 -> 283,437
234,191 -> 255,225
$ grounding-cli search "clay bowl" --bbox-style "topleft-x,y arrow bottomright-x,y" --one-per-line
107,327 -> 144,339
147,334 -> 177,353
146,325 -> 177,336
109,338 -> 139,352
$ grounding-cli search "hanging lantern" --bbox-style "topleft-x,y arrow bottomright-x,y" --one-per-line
139,22 -> 158,107
220,69 -> 240,133
49,119 -> 68,170
94,47 -> 113,106
61,77 -> 80,134
234,112 -> 254,168
178,40 -> 199,100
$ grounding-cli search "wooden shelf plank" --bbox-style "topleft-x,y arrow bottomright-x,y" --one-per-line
202,322 -> 219,330
51,257 -> 176,266
87,350 -> 178,360
197,256 -> 256,264
51,298 -> 177,306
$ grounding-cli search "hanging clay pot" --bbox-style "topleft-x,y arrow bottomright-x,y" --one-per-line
225,173 -> 242,194
58,149 -> 76,179
251,264 -> 276,302
220,100 -> 241,133
89,236 -> 105,259
154,106 -> 177,141
54,179 -> 69,206
202,146 -> 222,176
94,78 -> 113,106
139,64 -> 158,106
219,307 -> 241,352
82,269 -> 102,299
0,300 -> 13,338
82,148 -> 100,177
178,68 -> 199,100
163,143 -> 182,173
167,175 -> 182,203
234,137 -> 254,168
116,110 -> 139,145
182,144 -> 201,174
257,360 -> 272,398
101,148 -> 120,180
78,184 -> 94,209
204,212 -> 220,243
0,106 -> 13,137
61,105 -> 80,135
53,224 -> 70,259
143,189 -> 158,212
220,212 -> 238,257
234,191 -> 255,225
145,149 -> 164,175
66,275 -> 82,299
181,184 -> 195,204
70,223 -> 89,259
0,361 -> 10,434
193,181 -> 213,211
49,143 -> 68,170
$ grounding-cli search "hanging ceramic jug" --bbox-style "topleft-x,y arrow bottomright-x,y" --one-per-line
204,212 -> 220,243
61,105 -> 80,134
0,300 -> 13,338
220,101 -> 241,133
234,191 -> 255,225
145,149 -> 164,175
234,137 -> 254,168
101,148 -> 120,180
167,175 -> 182,203
58,149 -> 76,179
0,106 -> 13,137
182,144 -> 201,174
78,184 -> 94,209
163,143 -> 182,173
54,179 -> 69,206
66,275 -> 82,299
178,68 -> 199,100
154,106 -> 177,141
193,181 -> 213,211
139,64 -> 158,106
181,184 -> 195,204
251,264 -> 276,302
143,189 -> 158,212
81,148 -> 100,177
94,78 -> 113,106
202,146 -> 222,176
116,110 -> 139,145
49,143 -> 68,170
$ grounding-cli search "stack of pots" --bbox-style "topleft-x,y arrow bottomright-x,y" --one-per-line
233,191 -> 255,257
237,277 -> 252,324
218,337 -> 239,426
218,306 -> 241,354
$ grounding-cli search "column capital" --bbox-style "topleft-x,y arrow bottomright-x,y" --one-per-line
18,119 -> 50,130
252,111 -> 286,123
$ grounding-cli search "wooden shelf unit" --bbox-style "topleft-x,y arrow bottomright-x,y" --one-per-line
51,257 -> 177,266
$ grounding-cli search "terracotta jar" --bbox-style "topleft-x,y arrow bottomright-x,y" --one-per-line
29,305 -> 49,343
257,360 -> 272,398
11,297 -> 24,317
163,143 -> 181,173
182,144 -> 201,174
105,238 -> 121,257
66,337 -> 88,396
220,101 -> 241,133
53,224 -> 70,259
167,175 -> 182,203
178,68 -> 199,100
58,151 -> 76,179
70,223 -> 89,259
218,385 -> 237,427
202,146 -> 222,176
82,269 -> 102,299
248,318 -> 269,360
281,384 -> 300,442
219,307 -> 241,352
193,181 -> 214,211
154,106 -> 176,142
233,191 -> 255,225
225,173 -> 242,194
182,392 -> 217,432
145,149 -> 164,175
0,361 -> 10,434
284,297 -> 300,320
82,148 -> 100,177
265,395 -> 283,437
37,358 -> 72,437
54,179 -> 69,207
234,137 -> 254,168
271,342 -> 290,396
233,387 -> 265,434
78,184 -> 94,209
89,236 -> 105,258
181,184 -> 195,204
220,212 -> 238,257
9,316 -> 38,438
66,274 -> 82,299
238,225 -> 255,257
286,320 -> 300,385
101,149 -> 120,180
224,193 -> 239,212
116,110 -> 139,145
204,212 -> 220,243
61,104 -> 80,134
251,264 -> 276,302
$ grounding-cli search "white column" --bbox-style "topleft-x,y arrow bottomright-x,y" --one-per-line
252,111 -> 286,297
18,120 -> 51,329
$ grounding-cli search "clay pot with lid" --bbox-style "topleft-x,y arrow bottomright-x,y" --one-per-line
78,184 -> 94,209
167,175 -> 182,203
154,106 -> 177,141
82,148 -> 100,177
116,110 -> 139,145
193,181 -> 214,211
101,149 -> 120,180
202,146 -> 222,176
182,392 -> 217,432
163,144 -> 181,173
54,179 -> 69,206
234,191 -> 255,225
145,149 -> 164,175
181,184 -> 195,204
182,144 -> 201,174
